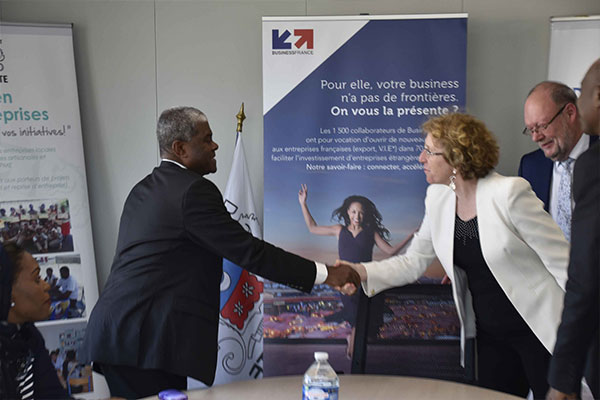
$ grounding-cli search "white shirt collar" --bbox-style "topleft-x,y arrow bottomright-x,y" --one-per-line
557,133 -> 590,164
161,158 -> 187,169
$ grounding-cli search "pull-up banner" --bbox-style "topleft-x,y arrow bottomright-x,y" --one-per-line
262,15 -> 467,374
548,16 -> 600,93
0,22 -> 99,395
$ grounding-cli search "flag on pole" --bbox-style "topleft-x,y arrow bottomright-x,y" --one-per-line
188,130 -> 264,389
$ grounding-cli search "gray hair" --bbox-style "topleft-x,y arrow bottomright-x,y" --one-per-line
527,81 -> 578,108
157,107 -> 206,155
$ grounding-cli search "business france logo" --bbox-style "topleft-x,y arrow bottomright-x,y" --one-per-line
271,29 -> 314,55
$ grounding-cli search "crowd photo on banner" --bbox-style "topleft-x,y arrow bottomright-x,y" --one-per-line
0,200 -> 74,254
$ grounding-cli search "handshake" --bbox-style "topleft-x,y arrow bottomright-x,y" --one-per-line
323,260 -> 367,295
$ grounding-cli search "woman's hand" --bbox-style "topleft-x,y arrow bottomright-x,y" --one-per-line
298,184 -> 342,236
298,184 -> 308,205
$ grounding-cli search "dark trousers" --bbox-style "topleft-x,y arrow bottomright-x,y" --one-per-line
98,363 -> 186,399
476,331 -> 551,399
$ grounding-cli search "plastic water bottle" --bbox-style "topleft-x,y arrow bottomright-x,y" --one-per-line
302,351 -> 339,400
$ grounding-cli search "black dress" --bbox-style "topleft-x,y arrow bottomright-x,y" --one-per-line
337,227 -> 374,326
0,322 -> 70,399
453,215 -> 551,399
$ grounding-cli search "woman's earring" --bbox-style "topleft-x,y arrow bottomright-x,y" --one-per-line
10,301 -> 15,308
449,169 -> 457,191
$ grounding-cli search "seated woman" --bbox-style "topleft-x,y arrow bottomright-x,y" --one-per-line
337,113 -> 569,399
0,242 -> 71,399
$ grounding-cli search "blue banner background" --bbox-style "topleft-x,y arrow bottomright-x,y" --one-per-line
262,16 -> 467,375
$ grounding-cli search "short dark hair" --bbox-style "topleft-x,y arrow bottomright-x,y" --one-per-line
59,266 -> 70,275
156,107 -> 206,156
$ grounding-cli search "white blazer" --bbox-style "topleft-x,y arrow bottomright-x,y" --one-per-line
361,172 -> 569,363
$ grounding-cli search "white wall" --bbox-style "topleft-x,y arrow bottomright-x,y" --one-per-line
1,0 -> 599,289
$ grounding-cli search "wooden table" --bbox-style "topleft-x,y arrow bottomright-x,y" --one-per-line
171,375 -> 523,399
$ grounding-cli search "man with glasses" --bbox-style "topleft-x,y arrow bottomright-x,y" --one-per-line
518,81 -> 597,242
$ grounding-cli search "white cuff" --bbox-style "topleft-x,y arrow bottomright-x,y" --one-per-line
314,262 -> 328,285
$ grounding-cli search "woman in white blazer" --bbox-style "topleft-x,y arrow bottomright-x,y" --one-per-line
338,113 -> 569,399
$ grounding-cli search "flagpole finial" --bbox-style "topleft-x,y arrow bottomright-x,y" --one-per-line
236,103 -> 246,133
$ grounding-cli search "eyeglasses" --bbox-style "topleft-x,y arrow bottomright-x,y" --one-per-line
423,147 -> 444,157
522,103 -> 568,136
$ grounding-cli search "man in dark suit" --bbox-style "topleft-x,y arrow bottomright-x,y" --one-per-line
518,81 -> 597,241
82,107 -> 360,398
547,59 -> 600,400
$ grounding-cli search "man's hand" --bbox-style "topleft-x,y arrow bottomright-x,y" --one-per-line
546,388 -> 577,400
335,259 -> 367,282
324,264 -> 361,295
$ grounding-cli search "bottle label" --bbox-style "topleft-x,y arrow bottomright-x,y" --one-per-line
302,385 -> 338,400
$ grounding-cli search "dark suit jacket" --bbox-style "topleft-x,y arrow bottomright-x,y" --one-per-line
82,162 -> 316,385
518,136 -> 598,211
548,141 -> 600,398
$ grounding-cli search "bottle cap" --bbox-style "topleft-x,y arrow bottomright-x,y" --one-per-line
314,351 -> 329,361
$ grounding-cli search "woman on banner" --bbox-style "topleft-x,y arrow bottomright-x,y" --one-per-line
298,187 -> 413,357
336,113 -> 568,398
0,242 -> 70,399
